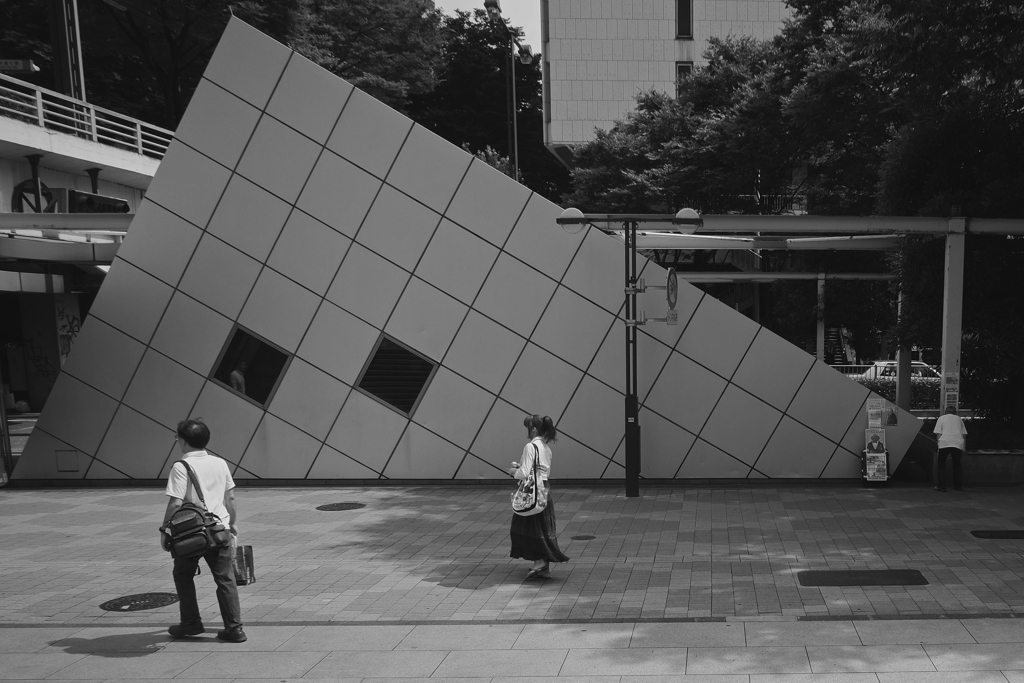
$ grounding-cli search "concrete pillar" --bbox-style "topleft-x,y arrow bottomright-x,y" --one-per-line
816,273 -> 825,362
940,219 -> 966,410
896,345 -> 912,411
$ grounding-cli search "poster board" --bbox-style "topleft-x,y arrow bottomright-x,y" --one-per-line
863,428 -> 888,481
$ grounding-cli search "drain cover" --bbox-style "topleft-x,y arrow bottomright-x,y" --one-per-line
571,535 -> 596,540
798,570 -> 927,587
316,502 -> 366,511
100,593 -> 178,612
972,530 -> 1024,539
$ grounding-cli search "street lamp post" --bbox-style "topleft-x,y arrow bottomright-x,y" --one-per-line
484,0 -> 532,181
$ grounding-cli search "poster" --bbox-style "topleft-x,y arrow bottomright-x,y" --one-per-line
865,428 -> 886,453
867,398 -> 898,427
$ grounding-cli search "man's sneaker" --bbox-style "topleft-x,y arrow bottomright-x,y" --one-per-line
168,622 -> 204,637
216,626 -> 247,643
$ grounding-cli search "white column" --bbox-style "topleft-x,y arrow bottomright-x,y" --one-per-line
940,219 -> 966,409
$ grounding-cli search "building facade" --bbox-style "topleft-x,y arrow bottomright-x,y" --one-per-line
541,0 -> 793,162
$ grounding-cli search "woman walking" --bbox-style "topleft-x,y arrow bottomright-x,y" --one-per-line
508,414 -> 570,580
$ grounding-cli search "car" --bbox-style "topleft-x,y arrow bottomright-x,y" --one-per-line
855,361 -> 940,380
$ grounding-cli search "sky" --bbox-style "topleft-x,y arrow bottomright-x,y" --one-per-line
433,0 -> 543,50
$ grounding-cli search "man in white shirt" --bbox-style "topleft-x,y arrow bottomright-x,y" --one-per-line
161,419 -> 245,642
934,406 -> 968,492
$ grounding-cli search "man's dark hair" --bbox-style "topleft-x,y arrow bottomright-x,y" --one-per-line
176,419 -> 210,449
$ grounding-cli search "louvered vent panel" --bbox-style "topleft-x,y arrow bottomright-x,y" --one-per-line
357,337 -> 435,414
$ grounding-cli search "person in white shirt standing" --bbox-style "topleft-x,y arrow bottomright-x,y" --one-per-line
934,406 -> 968,492
161,419 -> 246,642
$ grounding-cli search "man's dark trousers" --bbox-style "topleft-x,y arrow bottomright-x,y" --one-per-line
173,544 -> 241,629
936,447 -> 963,490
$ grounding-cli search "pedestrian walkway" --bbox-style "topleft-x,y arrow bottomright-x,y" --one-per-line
3,484 -> 1024,680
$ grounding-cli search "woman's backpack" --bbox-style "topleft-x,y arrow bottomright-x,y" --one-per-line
161,461 -> 231,559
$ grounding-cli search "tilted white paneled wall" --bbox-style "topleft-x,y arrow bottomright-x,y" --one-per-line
15,18 -> 921,482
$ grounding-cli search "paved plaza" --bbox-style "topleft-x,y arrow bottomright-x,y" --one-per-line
3,483 -> 1024,680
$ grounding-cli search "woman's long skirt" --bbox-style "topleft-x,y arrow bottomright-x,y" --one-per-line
510,494 -> 570,562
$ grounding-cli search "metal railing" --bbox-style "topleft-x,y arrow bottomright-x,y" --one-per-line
0,74 -> 173,159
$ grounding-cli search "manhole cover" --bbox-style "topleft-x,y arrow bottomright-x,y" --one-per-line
571,535 -> 597,540
316,502 -> 366,511
99,593 -> 178,612
797,570 -> 928,587
972,530 -> 1024,539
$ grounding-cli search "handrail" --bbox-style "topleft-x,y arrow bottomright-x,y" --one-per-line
0,73 -> 173,160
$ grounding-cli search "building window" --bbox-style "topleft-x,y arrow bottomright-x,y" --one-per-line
677,0 -> 693,38
212,326 -> 291,406
356,335 -> 437,416
676,62 -> 693,96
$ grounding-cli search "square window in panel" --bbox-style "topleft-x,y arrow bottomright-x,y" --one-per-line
211,325 -> 292,407
356,335 -> 438,417
445,158 -> 531,247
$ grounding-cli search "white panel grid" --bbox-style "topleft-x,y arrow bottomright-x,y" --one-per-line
268,358 -> 351,442
296,150 -> 383,238
635,409 -> 697,478
675,294 -> 760,381
237,267 -> 322,353
385,278 -> 469,362
473,254 -> 558,339
501,343 -> 584,422
143,139 -> 232,230
503,193 -> 586,282
531,286 -> 617,372
266,52 -> 353,145
386,124 -> 474,213
205,174 -> 292,262
561,227 -> 630,314
297,301 -> 380,385
551,434 -> 613,479
115,200 -> 203,288
150,292 -> 235,376
308,444 -> 383,479
677,439 -> 753,479
467,398 -> 532,473
444,159 -> 532,248
558,375 -> 626,456
699,384 -> 783,466
178,234 -> 263,321
267,210 -> 352,297
325,243 -> 410,329
61,317 -> 146,402
754,416 -> 840,478
203,18 -> 291,109
786,362 -> 871,443
235,114 -> 323,204
643,351 -> 728,435
327,88 -> 414,179
33,374 -> 119,457
240,414 -> 322,479
383,423 -> 466,479
636,260 -> 703,349
11,429 -> 86,479
731,326 -> 815,412
94,405 -> 173,479
190,382 -> 265,467
88,258 -> 174,345
355,184 -> 443,272
122,349 -> 206,429
821,448 -> 864,478
414,219 -> 500,305
413,367 -> 495,449
442,310 -> 528,395
325,390 -> 408,475
454,452 -> 507,480
174,78 -> 261,169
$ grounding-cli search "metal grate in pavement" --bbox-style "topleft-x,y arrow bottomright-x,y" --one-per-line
797,570 -> 928,587
316,502 -> 366,511
99,593 -> 178,611
972,530 -> 1024,539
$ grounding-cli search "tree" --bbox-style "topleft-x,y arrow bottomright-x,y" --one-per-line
408,9 -> 570,200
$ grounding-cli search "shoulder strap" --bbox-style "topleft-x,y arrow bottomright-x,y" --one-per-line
177,460 -> 209,511
531,443 -> 539,477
